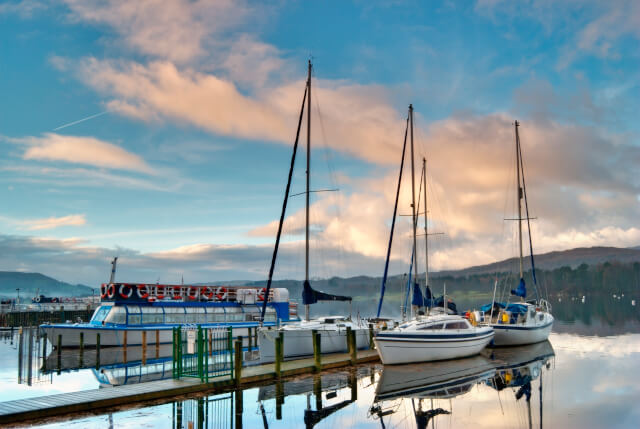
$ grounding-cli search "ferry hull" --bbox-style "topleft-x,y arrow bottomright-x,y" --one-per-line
258,327 -> 370,363
490,318 -> 553,346
41,324 -> 258,348
373,330 -> 494,365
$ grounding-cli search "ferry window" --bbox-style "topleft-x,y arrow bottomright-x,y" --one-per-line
186,307 -> 206,323
105,307 -> 126,324
127,306 -> 142,325
419,323 -> 444,330
226,307 -> 244,322
264,308 -> 276,322
444,321 -> 469,330
244,307 -> 260,321
165,307 -> 186,323
91,306 -> 111,323
206,307 -> 225,323
142,307 -> 164,324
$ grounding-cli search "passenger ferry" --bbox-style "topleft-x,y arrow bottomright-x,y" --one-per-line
41,282 -> 299,348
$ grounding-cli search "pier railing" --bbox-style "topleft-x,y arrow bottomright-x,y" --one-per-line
172,326 -> 233,382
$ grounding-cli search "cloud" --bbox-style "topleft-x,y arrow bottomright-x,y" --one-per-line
0,0 -> 47,18
59,58 -> 405,166
20,214 -> 86,231
61,0 -> 251,64
9,133 -> 154,174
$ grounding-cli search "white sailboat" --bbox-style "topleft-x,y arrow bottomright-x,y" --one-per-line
481,121 -> 554,346
257,61 -> 369,363
373,105 -> 493,364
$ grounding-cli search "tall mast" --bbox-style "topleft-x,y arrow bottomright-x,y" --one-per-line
409,105 -> 419,299
423,158 -> 428,292
515,120 -> 524,280
305,60 -> 312,321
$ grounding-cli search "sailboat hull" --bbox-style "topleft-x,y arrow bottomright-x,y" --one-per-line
258,323 -> 370,363
491,316 -> 553,346
374,328 -> 494,365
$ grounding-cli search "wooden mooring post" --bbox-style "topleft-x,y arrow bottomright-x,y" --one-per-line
274,332 -> 284,378
56,334 -> 62,374
234,339 -> 242,386
312,330 -> 321,372
348,328 -> 357,365
142,331 -> 147,365
95,333 -> 101,369
368,323 -> 375,350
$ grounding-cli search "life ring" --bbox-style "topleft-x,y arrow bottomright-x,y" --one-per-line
187,286 -> 199,300
119,284 -> 133,299
100,284 -> 108,299
107,284 -> 116,299
172,287 -> 182,299
202,287 -> 215,300
34,296 -> 41,303
52,297 -> 59,303
216,286 -> 228,300
469,311 -> 477,326
257,288 -> 266,301
156,285 -> 165,299
64,297 -> 70,302
137,284 -> 149,299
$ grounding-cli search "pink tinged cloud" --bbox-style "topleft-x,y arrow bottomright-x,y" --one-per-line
18,133 -> 154,174
22,214 -> 87,231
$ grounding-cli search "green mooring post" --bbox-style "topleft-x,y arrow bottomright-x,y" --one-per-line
57,334 -> 62,374
234,339 -> 242,386
95,333 -> 101,369
227,327 -> 233,376
197,326 -> 204,382
312,330 -> 321,372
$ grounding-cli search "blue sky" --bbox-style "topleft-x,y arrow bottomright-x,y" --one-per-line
0,0 -> 638,286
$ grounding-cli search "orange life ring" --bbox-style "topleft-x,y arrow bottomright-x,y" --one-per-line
203,287 -> 215,300
100,284 -> 108,299
119,284 -> 133,299
172,287 -> 182,299
156,285 -> 165,299
216,286 -> 228,300
107,284 -> 116,299
137,284 -> 149,299
257,288 -> 266,301
187,286 -> 199,300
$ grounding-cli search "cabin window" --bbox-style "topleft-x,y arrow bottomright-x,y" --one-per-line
418,323 -> 444,330
105,307 -> 126,324
263,308 -> 276,322
244,306 -> 261,322
142,307 -> 164,324
164,307 -> 186,323
444,321 -> 469,330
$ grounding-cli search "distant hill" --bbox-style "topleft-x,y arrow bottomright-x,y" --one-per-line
434,246 -> 640,277
0,272 -> 95,299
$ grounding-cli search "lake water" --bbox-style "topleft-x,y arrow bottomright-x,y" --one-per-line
1,298 -> 639,428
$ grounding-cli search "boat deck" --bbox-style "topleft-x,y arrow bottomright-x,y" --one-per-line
0,349 -> 379,425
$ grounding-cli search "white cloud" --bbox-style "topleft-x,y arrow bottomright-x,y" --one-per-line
9,133 -> 154,174
20,214 -> 87,231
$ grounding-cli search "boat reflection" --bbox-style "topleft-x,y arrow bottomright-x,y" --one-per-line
371,340 -> 555,428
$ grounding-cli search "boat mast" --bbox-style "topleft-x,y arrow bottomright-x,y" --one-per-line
409,105 -> 419,308
109,257 -> 118,284
305,60 -> 312,322
423,158 -> 428,306
515,120 -> 524,280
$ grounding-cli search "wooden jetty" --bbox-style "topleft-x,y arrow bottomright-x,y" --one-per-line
0,349 -> 379,425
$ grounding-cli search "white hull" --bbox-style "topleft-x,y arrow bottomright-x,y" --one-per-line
490,313 -> 553,346
258,325 -> 370,363
374,329 -> 494,365
42,325 -> 255,348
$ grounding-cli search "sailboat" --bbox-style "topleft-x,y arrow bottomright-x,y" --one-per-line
257,61 -> 369,364
373,105 -> 493,365
480,121 -> 554,346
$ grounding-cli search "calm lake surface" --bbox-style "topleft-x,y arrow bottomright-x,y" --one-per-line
1,298 -> 639,428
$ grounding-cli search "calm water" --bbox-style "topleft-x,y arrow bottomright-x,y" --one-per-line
1,298 -> 639,428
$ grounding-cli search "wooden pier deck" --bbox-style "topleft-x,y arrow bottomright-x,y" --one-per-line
0,349 -> 379,425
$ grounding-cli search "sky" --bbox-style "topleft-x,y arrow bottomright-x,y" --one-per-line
0,0 -> 638,287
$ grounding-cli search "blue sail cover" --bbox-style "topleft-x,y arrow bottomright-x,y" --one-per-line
433,296 -> 458,314
480,302 -> 528,315
411,282 -> 424,307
511,278 -> 527,298
302,280 -> 352,305
423,285 -> 433,308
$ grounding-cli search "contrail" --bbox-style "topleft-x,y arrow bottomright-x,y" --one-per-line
52,111 -> 110,131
